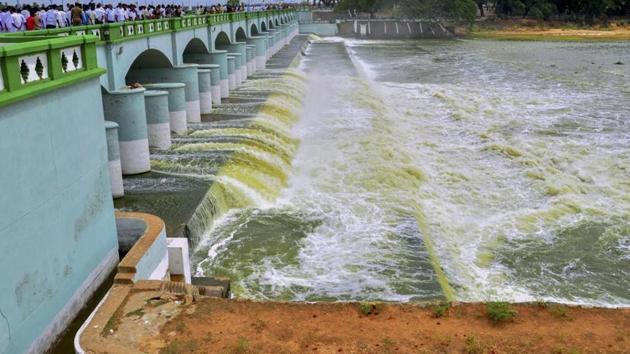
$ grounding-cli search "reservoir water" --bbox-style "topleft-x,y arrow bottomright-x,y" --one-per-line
194,38 -> 630,306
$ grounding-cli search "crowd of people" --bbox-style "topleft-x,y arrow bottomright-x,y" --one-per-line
0,2 -> 293,32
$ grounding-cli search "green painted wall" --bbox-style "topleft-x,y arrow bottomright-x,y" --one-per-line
0,78 -> 118,354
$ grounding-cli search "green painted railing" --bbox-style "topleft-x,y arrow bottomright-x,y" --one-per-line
0,35 -> 102,107
0,10 -> 295,43
0,9 -> 297,106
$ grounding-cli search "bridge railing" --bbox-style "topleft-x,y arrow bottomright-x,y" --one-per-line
0,10 -> 296,44
0,35 -> 104,107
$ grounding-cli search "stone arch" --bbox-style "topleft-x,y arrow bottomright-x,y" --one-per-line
235,27 -> 247,42
261,21 -> 267,32
268,20 -> 274,29
250,23 -> 259,35
215,31 -> 231,49
124,49 -> 173,84
275,19 -> 279,27
182,37 -> 209,64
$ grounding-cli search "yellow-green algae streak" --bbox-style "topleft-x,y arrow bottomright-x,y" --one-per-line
347,78 -> 455,301
151,55 -> 308,244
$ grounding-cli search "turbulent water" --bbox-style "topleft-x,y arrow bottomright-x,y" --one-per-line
194,38 -> 630,306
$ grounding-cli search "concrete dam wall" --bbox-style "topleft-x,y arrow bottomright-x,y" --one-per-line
337,19 -> 453,39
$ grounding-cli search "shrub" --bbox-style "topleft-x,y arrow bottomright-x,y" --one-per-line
432,302 -> 451,318
486,302 -> 517,323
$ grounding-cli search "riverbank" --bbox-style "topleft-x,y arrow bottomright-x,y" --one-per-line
462,19 -> 630,41
97,293 -> 629,353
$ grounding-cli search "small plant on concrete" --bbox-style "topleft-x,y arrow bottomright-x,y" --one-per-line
432,302 -> 451,318
486,302 -> 517,323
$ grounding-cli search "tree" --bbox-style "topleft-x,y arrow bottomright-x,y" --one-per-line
397,0 -> 477,22
337,0 -> 387,17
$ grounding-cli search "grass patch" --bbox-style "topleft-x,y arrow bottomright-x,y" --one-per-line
124,308 -> 145,318
486,302 -> 518,323
233,337 -> 249,353
159,339 -> 199,354
464,335 -> 484,354
358,302 -> 383,316
432,302 -> 451,318
548,304 -> 572,320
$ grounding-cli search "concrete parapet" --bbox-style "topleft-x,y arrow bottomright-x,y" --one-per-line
102,87 -> 151,175
143,90 -> 172,150
143,83 -> 187,135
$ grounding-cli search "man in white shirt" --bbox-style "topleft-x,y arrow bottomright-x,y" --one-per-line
0,8 -> 11,32
94,4 -> 105,24
43,6 -> 58,28
105,5 -> 115,23
11,8 -> 25,31
56,6 -> 66,27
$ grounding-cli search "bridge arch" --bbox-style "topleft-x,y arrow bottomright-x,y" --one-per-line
215,31 -> 231,48
268,20 -> 274,29
275,19 -> 279,27
261,21 -> 267,32
124,49 -> 173,85
250,23 -> 259,35
235,27 -> 247,42
182,38 -> 209,63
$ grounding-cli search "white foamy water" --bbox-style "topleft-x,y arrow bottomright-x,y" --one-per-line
196,38 -> 630,306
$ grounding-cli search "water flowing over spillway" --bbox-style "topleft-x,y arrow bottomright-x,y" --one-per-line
192,38 -> 630,306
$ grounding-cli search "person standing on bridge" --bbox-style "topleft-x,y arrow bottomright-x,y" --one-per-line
43,5 -> 58,29
71,3 -> 83,26
94,3 -> 105,24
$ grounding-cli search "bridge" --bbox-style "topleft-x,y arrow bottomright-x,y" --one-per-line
0,9 -> 298,354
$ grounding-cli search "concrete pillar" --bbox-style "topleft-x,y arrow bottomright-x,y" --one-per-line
197,69 -> 213,115
209,50 -> 229,98
265,30 -> 275,59
226,56 -> 236,91
102,88 -> 151,175
197,64 -> 221,106
105,121 -> 124,198
143,83 -> 187,135
246,45 -> 256,77
248,36 -> 267,70
228,53 -> 243,86
144,90 -> 172,149
228,42 -> 248,85
126,65 -> 201,124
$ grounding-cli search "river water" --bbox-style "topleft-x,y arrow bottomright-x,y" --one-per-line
194,38 -> 630,307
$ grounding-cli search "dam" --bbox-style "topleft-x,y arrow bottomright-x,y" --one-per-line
1,5 -> 629,354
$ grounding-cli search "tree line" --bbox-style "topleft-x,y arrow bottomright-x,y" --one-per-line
336,0 -> 630,22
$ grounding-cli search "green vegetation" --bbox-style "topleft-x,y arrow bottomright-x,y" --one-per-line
491,0 -> 630,22
337,0 -> 630,26
159,339 -> 199,354
464,335 -> 484,354
486,302 -> 518,323
432,302 -> 451,318
234,337 -> 250,353
358,302 -> 384,316
124,308 -> 145,318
